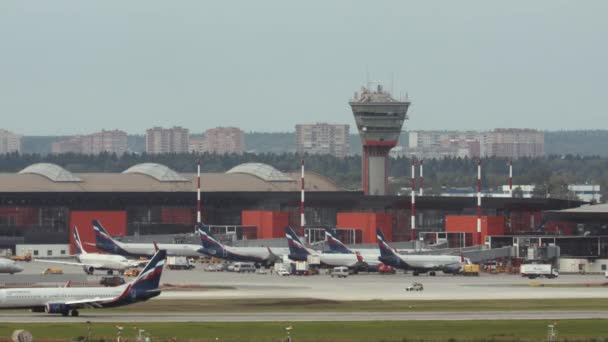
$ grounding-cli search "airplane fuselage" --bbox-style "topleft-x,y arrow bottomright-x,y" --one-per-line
0,259 -> 23,274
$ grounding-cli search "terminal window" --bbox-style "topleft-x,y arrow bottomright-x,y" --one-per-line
33,250 -> 39,256
602,264 -> 607,271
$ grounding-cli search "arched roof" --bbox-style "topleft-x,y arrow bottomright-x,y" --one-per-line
122,163 -> 187,182
18,163 -> 82,182
226,163 -> 293,182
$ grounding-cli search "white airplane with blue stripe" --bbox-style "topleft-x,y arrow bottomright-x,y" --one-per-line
0,249 -> 167,317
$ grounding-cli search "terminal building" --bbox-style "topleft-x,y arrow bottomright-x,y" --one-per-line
0,162 -> 587,256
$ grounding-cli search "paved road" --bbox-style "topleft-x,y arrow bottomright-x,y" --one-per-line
1,310 -> 608,323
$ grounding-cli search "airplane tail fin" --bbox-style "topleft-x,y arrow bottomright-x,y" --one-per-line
92,220 -> 125,255
285,226 -> 310,261
377,228 -> 397,258
196,224 -> 226,256
130,249 -> 167,292
73,226 -> 87,255
325,228 -> 353,254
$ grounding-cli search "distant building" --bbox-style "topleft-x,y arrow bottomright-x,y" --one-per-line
481,129 -> 544,159
406,131 -> 480,159
146,127 -> 189,154
195,127 -> 245,155
295,123 -> 350,158
567,185 -> 602,203
51,130 -> 127,155
0,129 -> 21,154
188,136 -> 207,154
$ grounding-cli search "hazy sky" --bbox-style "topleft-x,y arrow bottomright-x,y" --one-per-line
1,1 -> 606,135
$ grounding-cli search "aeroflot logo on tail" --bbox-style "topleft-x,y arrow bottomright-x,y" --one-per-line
137,260 -> 165,282
286,234 -> 305,249
94,225 -> 113,240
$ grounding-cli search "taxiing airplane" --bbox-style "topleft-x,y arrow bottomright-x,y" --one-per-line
286,227 -> 365,268
0,258 -> 23,274
0,249 -> 167,317
197,225 -> 283,266
93,220 -> 201,257
376,228 -> 465,276
36,227 -> 143,275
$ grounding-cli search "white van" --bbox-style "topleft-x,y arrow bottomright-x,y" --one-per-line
233,262 -> 256,273
331,266 -> 349,278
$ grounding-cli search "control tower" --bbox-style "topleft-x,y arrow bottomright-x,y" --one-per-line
349,84 -> 410,195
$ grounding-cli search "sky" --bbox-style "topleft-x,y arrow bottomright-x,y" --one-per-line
1,1 -> 607,135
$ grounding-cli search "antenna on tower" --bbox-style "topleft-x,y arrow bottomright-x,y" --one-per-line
365,65 -> 370,89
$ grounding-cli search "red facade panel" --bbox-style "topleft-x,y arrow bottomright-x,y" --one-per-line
241,210 -> 289,239
445,215 -> 505,245
69,211 -> 127,254
0,206 -> 39,226
160,207 -> 195,225
336,212 -> 393,243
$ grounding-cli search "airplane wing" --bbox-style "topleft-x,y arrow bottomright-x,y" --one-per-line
34,259 -> 103,269
63,297 -> 118,308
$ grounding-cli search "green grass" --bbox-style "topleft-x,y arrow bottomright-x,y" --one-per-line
103,297 -> 608,313
2,320 -> 608,341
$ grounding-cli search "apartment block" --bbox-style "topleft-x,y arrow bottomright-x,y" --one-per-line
0,129 -> 21,154
481,129 -> 544,159
52,130 -> 128,155
406,131 -> 480,159
295,123 -> 350,158
145,127 -> 190,154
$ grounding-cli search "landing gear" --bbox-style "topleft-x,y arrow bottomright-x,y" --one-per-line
61,311 -> 69,317
70,310 -> 79,317
413,271 -> 419,276
429,271 -> 436,276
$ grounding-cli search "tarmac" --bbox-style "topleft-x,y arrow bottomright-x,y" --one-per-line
8,261 -> 608,301
2,310 -> 608,323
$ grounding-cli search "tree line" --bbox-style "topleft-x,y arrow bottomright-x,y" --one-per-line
0,152 -> 606,202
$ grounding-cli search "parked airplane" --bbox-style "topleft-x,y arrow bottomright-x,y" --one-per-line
0,258 -> 23,274
93,220 -> 201,257
376,228 -> 465,276
36,227 -> 144,275
285,227 -> 366,268
0,249 -> 167,317
324,229 -> 381,269
197,225 -> 283,266
325,228 -> 426,255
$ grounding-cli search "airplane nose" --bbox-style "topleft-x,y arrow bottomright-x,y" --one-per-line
14,264 -> 24,273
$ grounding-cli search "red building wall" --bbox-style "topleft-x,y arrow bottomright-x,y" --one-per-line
336,212 -> 393,243
160,207 -> 195,225
0,206 -> 39,226
445,215 -> 505,245
69,211 -> 127,254
241,210 -> 289,239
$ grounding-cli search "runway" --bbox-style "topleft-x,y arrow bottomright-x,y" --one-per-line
2,310 -> 608,323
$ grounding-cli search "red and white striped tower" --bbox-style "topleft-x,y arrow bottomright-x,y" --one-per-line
410,158 -> 416,241
300,159 -> 305,228
477,159 -> 482,244
196,160 -> 201,225
419,159 -> 424,196
509,160 -> 513,197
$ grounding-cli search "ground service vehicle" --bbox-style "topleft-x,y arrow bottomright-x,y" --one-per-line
42,267 -> 63,275
277,269 -> 290,276
520,264 -> 559,279
406,282 -> 424,291
463,264 -> 480,276
167,256 -> 194,270
233,262 -> 256,273
331,266 -> 349,278
123,268 -> 140,277
100,276 -> 126,287
378,264 -> 396,274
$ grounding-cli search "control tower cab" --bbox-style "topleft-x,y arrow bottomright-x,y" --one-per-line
349,84 -> 410,195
